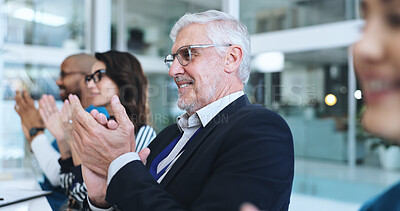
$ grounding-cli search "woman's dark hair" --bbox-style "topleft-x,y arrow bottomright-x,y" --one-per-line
95,50 -> 149,133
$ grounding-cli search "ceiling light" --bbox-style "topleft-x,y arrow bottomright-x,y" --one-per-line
325,94 -> 337,106
354,90 -> 362,100
13,8 -> 67,27
254,52 -> 284,73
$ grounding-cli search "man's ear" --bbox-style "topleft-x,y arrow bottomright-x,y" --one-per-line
224,45 -> 243,74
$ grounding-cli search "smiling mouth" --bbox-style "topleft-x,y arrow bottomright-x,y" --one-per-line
362,79 -> 400,102
179,82 -> 193,89
90,93 -> 100,97
175,76 -> 194,89
365,80 -> 400,92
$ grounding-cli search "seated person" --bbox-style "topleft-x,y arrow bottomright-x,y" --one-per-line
14,53 -> 97,210
40,50 -> 156,210
69,10 -> 294,211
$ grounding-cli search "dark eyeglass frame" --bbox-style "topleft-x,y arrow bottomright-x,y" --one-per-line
85,69 -> 107,84
163,44 -> 232,70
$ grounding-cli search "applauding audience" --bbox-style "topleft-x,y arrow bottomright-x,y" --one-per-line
14,54 -> 97,210
38,50 -> 156,210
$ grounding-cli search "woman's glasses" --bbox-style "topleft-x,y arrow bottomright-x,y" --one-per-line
85,69 -> 107,84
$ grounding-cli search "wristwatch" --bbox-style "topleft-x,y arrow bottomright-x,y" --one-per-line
29,127 -> 45,138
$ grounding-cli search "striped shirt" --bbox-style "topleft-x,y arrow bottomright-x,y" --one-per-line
59,124 -> 156,207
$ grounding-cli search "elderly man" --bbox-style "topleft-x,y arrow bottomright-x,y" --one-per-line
70,10 -> 294,211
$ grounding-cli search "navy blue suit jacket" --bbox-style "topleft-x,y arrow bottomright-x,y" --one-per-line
106,95 -> 294,210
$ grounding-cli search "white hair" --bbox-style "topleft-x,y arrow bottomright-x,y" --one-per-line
170,10 -> 251,84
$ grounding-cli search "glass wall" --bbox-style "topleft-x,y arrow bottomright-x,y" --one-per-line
240,0 -> 356,34
146,73 -> 180,132
260,48 -> 359,162
3,63 -> 59,100
0,0 -> 89,167
1,62 -> 59,167
4,0 -> 87,49
111,0 -> 222,57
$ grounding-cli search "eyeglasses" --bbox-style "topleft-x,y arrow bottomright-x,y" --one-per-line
164,44 -> 232,70
85,69 -> 107,84
60,71 -> 86,79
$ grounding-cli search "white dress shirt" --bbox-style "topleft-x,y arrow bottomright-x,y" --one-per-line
30,134 -> 61,186
90,91 -> 244,210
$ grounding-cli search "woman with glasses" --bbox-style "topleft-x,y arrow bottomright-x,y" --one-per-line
58,50 -> 156,210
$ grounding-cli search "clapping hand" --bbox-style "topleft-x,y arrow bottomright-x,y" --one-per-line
38,95 -> 72,159
60,99 -> 82,165
89,109 -> 118,130
69,94 -> 151,207
69,94 -> 136,176
60,99 -> 73,144
38,95 -> 64,141
14,90 -> 44,143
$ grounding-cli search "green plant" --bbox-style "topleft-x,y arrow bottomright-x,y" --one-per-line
370,138 -> 396,150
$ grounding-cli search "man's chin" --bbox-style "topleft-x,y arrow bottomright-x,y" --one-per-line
178,99 -> 193,111
178,98 -> 203,115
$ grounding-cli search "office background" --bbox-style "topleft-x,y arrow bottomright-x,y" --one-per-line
0,0 -> 397,210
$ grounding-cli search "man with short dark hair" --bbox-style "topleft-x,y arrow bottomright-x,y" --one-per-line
15,53 -> 97,210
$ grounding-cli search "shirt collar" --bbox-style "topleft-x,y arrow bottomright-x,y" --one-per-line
177,91 -> 244,131
177,112 -> 201,132
196,91 -> 244,127
176,91 -> 244,131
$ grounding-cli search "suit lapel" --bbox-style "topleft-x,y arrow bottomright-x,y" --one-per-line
159,95 -> 251,188
146,125 -> 181,169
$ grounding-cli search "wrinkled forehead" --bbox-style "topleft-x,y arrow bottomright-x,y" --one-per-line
172,23 -> 211,53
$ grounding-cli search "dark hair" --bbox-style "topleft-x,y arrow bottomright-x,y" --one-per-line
95,50 -> 149,133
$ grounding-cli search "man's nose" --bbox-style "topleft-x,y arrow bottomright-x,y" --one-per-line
56,78 -> 62,86
168,58 -> 185,78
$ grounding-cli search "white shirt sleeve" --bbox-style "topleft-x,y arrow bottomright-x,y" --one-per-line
88,198 -> 114,211
88,152 -> 140,211
30,134 -> 61,186
107,152 -> 140,185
